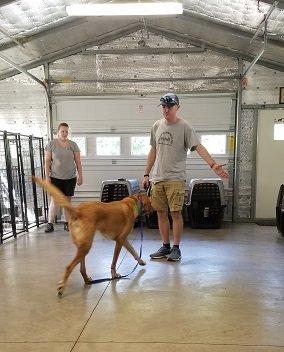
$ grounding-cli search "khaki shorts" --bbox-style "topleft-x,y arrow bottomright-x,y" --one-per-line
151,181 -> 186,212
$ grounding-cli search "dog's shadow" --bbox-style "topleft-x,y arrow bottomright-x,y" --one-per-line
109,268 -> 146,303
82,268 -> 146,298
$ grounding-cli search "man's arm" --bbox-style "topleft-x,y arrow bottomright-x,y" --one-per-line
195,144 -> 229,179
142,146 -> 156,189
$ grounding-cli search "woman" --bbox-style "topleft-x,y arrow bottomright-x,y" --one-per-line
44,122 -> 83,232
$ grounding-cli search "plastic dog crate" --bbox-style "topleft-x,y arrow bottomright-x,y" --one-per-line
100,178 -> 140,202
187,178 -> 226,229
276,184 -> 284,236
100,178 -> 141,227
146,210 -> 159,229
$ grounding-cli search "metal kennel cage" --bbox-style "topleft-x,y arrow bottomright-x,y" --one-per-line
0,130 -> 47,244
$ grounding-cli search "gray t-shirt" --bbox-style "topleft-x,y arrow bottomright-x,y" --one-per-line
45,139 -> 80,179
150,118 -> 200,183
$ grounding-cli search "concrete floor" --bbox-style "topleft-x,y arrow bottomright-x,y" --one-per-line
0,223 -> 283,352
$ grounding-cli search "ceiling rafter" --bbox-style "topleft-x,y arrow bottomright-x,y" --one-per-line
0,0 -> 17,6
260,0 -> 284,10
0,18 -> 88,52
181,9 -> 283,43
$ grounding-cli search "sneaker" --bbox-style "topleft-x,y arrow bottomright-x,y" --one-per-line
64,222 -> 69,232
150,245 -> 171,259
45,223 -> 54,233
167,247 -> 181,261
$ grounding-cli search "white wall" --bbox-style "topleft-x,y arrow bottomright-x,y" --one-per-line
255,109 -> 284,219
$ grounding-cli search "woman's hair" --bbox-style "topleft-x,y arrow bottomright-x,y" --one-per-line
57,122 -> 69,131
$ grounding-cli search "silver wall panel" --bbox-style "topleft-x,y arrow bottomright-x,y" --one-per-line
49,30 -> 239,96
242,64 -> 284,105
0,66 -> 47,138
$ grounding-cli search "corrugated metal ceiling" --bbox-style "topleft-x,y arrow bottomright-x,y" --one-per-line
0,0 -> 283,79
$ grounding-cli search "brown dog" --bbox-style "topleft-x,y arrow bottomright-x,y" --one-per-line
33,177 -> 151,295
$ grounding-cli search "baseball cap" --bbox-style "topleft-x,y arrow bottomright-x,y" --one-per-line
159,93 -> 180,107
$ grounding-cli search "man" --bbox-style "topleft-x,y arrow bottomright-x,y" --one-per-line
142,93 -> 229,261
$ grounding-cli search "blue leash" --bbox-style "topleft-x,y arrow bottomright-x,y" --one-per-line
89,216 -> 144,284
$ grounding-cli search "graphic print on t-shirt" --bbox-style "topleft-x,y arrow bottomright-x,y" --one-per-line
158,132 -> 173,146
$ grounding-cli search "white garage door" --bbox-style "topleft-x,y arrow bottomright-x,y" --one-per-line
52,94 -> 235,219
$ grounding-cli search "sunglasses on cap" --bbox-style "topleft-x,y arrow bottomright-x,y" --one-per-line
159,96 -> 178,108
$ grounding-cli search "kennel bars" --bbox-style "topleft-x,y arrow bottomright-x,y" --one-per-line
0,130 -> 47,243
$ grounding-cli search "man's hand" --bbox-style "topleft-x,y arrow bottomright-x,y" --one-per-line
142,175 -> 150,190
212,163 -> 229,179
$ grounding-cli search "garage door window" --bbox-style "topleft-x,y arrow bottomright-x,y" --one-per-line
96,136 -> 120,156
131,136 -> 151,156
200,134 -> 226,154
274,123 -> 284,141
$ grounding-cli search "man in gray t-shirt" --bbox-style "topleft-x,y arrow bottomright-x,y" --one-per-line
150,117 -> 200,183
142,93 -> 229,261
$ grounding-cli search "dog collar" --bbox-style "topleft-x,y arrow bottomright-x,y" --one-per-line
134,199 -> 143,218
134,202 -> 139,217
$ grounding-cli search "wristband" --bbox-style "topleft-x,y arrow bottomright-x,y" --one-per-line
144,174 -> 149,177
210,163 -> 216,168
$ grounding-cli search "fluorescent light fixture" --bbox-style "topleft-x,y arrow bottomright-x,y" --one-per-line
66,2 -> 183,16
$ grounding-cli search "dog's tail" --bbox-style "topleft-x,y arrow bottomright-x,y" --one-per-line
32,177 -> 79,219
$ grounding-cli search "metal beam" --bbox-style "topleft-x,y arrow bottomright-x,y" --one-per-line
242,21 -> 268,78
0,18 -> 88,52
0,0 -> 17,6
182,8 -> 283,43
44,63 -> 53,141
0,52 -> 46,89
242,104 -> 284,109
0,25 -> 25,48
82,47 -> 204,55
260,0 -> 284,10
242,47 -> 265,78
233,58 -> 243,222
250,1 -> 278,44
51,76 -> 237,84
